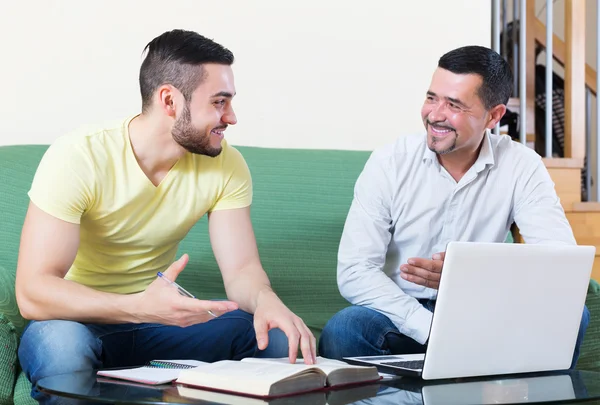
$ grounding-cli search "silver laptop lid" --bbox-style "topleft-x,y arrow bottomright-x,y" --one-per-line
422,242 -> 595,380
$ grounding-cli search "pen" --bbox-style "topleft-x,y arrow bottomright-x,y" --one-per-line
157,272 -> 217,318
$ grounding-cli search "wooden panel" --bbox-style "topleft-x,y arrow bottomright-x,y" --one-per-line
565,212 -> 600,281
542,157 -> 584,169
525,0 -> 537,138
564,0 -> 586,159
514,210 -> 598,243
572,202 -> 600,212
566,212 -> 600,239
592,259 -> 600,282
566,212 -> 600,282
514,206 -> 600,281
572,238 -> 600,255
547,167 -> 582,208
534,17 -> 597,96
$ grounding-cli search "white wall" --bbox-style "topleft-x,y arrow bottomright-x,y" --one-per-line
1,0 -> 491,151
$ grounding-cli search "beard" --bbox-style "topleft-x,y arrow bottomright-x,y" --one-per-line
172,104 -> 223,157
426,120 -> 457,155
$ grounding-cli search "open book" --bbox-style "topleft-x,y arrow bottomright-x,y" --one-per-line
96,359 -> 206,385
174,356 -> 380,398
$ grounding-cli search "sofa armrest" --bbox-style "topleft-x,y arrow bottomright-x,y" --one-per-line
0,263 -> 26,336
0,312 -> 18,404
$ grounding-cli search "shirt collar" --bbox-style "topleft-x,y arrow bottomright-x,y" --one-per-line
472,131 -> 495,173
421,131 -> 496,172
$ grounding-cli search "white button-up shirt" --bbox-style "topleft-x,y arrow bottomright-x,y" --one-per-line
337,132 -> 576,345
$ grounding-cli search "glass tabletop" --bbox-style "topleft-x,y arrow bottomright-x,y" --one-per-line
36,369 -> 600,405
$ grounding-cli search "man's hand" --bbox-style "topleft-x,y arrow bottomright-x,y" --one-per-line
253,290 -> 317,365
400,252 -> 445,290
135,254 -> 239,326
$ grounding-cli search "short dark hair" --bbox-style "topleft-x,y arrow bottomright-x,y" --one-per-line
139,29 -> 234,112
438,45 -> 513,110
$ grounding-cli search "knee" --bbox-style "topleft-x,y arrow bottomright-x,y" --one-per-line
18,320 -> 101,382
222,311 -> 289,359
220,309 -> 255,338
321,306 -> 372,342
577,305 -> 590,342
256,328 -> 289,358
319,306 -> 377,356
581,305 -> 590,330
216,310 -> 258,359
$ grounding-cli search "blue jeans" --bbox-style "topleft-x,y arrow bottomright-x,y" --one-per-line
319,301 -> 590,370
18,309 -> 288,404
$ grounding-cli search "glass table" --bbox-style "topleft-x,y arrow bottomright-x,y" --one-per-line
37,369 -> 600,404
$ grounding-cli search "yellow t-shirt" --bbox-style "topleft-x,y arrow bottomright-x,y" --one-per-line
28,115 -> 252,294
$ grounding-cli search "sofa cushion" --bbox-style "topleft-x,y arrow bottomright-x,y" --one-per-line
576,279 -> 600,371
13,371 -> 36,405
0,313 -> 18,404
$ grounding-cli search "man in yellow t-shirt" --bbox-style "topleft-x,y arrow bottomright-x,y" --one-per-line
16,29 -> 316,403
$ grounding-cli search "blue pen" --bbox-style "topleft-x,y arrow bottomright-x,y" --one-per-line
157,272 -> 217,318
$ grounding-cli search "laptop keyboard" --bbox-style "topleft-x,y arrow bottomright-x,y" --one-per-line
380,360 -> 424,370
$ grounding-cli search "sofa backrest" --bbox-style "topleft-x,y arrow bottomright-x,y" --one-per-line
0,144 -> 370,337
175,146 -> 371,337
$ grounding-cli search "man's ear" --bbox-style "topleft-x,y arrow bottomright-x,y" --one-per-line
156,85 -> 179,118
485,104 -> 507,130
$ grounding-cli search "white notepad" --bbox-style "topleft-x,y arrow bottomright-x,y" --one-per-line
97,359 -> 206,385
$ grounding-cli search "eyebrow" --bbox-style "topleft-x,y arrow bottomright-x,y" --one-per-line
427,91 -> 468,108
210,91 -> 235,98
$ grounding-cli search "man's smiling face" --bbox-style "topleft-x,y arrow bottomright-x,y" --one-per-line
421,67 -> 490,156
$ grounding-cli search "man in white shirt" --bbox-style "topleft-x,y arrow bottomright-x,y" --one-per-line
318,45 -> 589,369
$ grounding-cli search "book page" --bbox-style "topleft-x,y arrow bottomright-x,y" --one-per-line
240,357 -> 380,387
243,356 -> 368,369
242,357 -> 377,374
242,357 -> 338,367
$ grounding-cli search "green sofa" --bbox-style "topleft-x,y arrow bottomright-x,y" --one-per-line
1,144 -> 600,404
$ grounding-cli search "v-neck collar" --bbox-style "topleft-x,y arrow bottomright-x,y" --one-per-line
124,115 -> 183,189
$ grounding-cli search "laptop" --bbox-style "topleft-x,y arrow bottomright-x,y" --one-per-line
343,241 -> 595,380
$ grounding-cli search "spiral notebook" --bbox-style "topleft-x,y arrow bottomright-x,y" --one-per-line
97,360 -> 206,385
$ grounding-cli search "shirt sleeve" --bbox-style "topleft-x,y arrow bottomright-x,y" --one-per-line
513,157 -> 576,245
209,145 -> 253,212
337,149 -> 433,345
28,139 -> 95,224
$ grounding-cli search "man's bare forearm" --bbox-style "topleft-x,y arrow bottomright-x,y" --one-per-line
224,264 -> 275,313
17,274 -> 140,324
